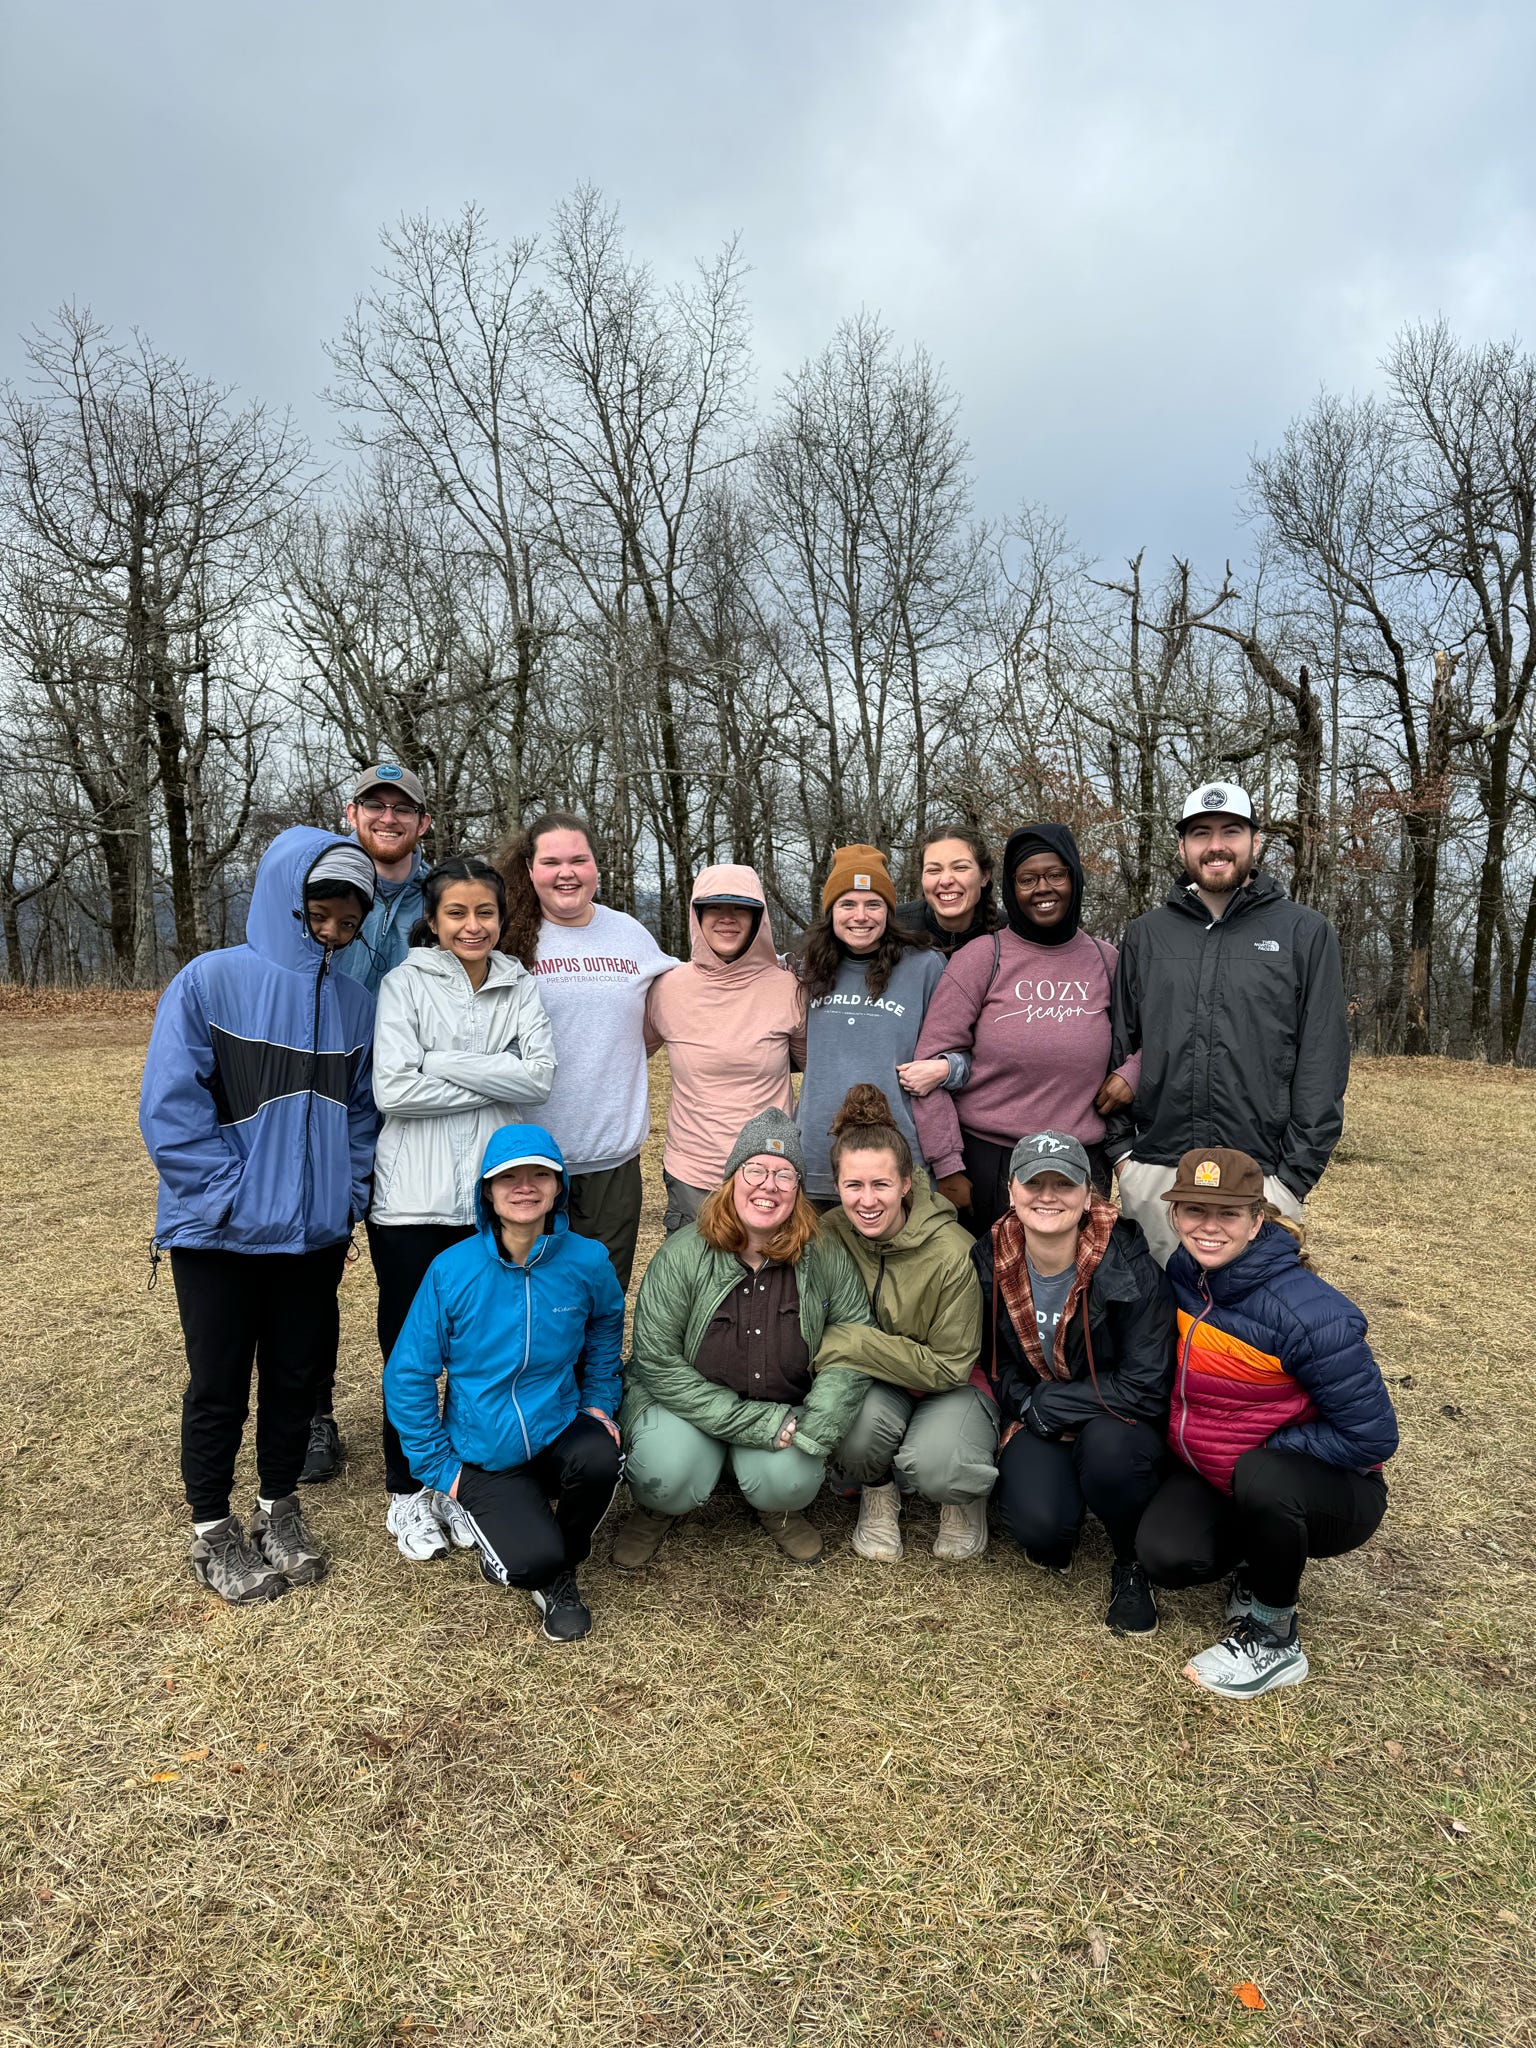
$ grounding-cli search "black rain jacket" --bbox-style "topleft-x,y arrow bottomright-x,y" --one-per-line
1106,870 -> 1348,1199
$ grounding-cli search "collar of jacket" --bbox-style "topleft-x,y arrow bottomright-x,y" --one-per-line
1168,1220 -> 1299,1304
1163,868 -> 1284,922
407,946 -> 522,990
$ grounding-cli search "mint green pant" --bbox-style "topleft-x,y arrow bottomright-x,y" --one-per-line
624,1400 -> 826,1516
836,1382 -> 1000,1503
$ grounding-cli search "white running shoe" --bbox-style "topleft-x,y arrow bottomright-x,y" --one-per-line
1184,1615 -> 1309,1699
386,1489 -> 449,1562
933,1498 -> 989,1561
433,1490 -> 477,1550
851,1481 -> 903,1562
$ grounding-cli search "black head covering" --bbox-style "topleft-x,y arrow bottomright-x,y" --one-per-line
1001,824 -> 1083,947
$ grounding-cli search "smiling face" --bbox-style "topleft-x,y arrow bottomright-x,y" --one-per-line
346,789 -> 431,880
1170,1199 -> 1264,1270
486,1164 -> 561,1235
836,1144 -> 911,1239
698,902 -> 754,962
305,894 -> 365,951
529,827 -> 599,926
732,1154 -> 800,1239
921,838 -> 986,929
1179,816 -> 1261,898
431,881 -> 502,968
1013,851 -> 1073,931
1009,1169 -> 1091,1244
830,891 -> 888,954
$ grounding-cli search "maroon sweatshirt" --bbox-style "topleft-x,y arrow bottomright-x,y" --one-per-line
911,928 -> 1141,1177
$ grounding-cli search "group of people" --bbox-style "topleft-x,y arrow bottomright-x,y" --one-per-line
139,761 -> 1397,1699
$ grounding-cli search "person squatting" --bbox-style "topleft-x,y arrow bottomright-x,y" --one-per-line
140,773 -> 1393,1700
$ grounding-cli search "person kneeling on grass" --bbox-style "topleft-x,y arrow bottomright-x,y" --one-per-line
612,1108 -> 873,1569
1135,1147 -> 1398,1698
815,1085 -> 994,1564
974,1132 -> 1175,1634
383,1125 -> 625,1643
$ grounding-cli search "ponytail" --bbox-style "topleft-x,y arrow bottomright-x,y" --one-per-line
493,810 -> 599,971
1260,1201 -> 1314,1269
828,1083 -> 914,1181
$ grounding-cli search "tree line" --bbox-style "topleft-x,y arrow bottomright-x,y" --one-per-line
2,188 -> 1532,1059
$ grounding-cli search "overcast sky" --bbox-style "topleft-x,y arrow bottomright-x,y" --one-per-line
3,0 -> 1533,570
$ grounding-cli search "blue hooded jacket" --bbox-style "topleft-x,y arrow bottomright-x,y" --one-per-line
383,1125 -> 626,1492
139,826 -> 378,1254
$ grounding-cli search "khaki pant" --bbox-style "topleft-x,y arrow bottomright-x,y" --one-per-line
1116,1158 -> 1304,1267
835,1382 -> 999,1503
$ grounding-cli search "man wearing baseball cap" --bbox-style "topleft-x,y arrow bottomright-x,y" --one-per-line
1104,779 -> 1348,1264
330,762 -> 433,1000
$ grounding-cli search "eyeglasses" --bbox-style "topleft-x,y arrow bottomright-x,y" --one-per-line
1017,868 -> 1071,891
739,1162 -> 800,1191
358,798 -> 423,819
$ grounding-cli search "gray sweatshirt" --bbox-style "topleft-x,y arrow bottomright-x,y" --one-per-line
795,948 -> 952,1199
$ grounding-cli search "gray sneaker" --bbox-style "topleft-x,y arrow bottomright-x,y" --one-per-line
1184,1614 -> 1309,1699
190,1516 -> 289,1606
249,1494 -> 328,1587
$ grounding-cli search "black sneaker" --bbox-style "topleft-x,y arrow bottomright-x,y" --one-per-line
1105,1560 -> 1158,1635
531,1570 -> 592,1642
298,1415 -> 343,1484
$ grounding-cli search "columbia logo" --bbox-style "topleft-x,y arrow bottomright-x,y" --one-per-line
1254,940 -> 1280,952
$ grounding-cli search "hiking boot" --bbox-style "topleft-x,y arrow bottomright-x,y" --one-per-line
298,1414 -> 343,1484
250,1494 -> 327,1587
851,1482 -> 903,1562
757,1507 -> 824,1565
190,1516 -> 289,1606
386,1489 -> 449,1562
1105,1560 -> 1158,1635
433,1490 -> 477,1550
933,1498 -> 989,1562
1225,1574 -> 1256,1623
532,1570 -> 592,1642
612,1506 -> 674,1572
1184,1613 -> 1309,1699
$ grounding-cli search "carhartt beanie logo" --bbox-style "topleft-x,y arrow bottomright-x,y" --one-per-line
721,1107 -> 806,1185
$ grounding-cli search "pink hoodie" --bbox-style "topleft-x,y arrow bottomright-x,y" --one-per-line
644,865 -> 806,1188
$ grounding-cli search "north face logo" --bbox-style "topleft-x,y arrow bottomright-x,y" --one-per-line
1200,785 -> 1229,808
1254,939 -> 1280,952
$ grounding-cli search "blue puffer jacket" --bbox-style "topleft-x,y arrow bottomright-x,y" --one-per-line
383,1125 -> 625,1492
139,826 -> 378,1254
1166,1222 -> 1399,1485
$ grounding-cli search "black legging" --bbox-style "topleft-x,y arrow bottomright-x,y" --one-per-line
367,1219 -> 476,1494
456,1414 -> 623,1588
1136,1448 -> 1388,1609
993,1413 -> 1166,1565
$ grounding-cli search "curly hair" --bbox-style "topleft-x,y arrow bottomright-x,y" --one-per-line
918,823 -> 999,927
493,811 -> 600,971
405,858 -> 507,949
828,1082 -> 913,1181
797,904 -> 933,1005
695,1180 -> 821,1266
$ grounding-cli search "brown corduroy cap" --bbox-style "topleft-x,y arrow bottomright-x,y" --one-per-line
1159,1146 -> 1266,1209
821,843 -> 897,913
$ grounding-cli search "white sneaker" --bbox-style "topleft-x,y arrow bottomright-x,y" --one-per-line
933,1498 -> 989,1561
851,1482 -> 903,1562
1184,1615 -> 1309,1699
386,1489 -> 449,1562
433,1490 -> 477,1550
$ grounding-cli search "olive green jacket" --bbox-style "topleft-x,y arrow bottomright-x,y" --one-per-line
621,1224 -> 874,1458
816,1178 -> 983,1392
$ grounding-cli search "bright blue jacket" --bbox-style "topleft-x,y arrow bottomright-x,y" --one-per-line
384,1125 -> 625,1492
139,827 -> 378,1254
332,848 -> 426,997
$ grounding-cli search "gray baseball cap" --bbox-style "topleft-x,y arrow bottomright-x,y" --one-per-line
1009,1131 -> 1091,1186
351,761 -> 427,809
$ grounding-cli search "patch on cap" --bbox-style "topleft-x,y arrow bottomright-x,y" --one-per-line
853,872 -> 872,890
1200,785 -> 1228,809
374,764 -> 403,780
766,1138 -> 784,1154
1194,1158 -> 1221,1186
1029,1134 -> 1072,1154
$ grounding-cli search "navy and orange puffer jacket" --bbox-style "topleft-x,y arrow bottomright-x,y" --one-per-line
1166,1222 -> 1398,1494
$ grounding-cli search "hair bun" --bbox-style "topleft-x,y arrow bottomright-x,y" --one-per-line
828,1082 -> 899,1140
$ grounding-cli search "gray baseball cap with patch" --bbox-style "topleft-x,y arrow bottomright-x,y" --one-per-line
351,761 -> 427,809
1009,1130 -> 1092,1186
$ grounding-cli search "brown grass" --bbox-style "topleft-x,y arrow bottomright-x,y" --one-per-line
0,1019 -> 1532,2047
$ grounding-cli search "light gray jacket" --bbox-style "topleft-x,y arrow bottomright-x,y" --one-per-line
371,947 -> 557,1227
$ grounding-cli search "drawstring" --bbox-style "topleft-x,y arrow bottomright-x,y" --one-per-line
147,1241 -> 161,1292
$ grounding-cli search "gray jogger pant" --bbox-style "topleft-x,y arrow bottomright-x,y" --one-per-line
836,1382 -> 999,1504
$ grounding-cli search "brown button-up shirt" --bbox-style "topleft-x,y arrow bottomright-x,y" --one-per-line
693,1258 -> 811,1405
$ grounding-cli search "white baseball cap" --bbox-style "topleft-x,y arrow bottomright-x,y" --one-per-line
1179,780 -> 1255,826
483,1151 -> 562,1181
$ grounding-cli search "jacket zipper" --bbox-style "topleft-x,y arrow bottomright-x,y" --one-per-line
1176,1273 -> 1212,1463
871,1254 -> 888,1327
507,1231 -> 549,1462
303,947 -> 330,1231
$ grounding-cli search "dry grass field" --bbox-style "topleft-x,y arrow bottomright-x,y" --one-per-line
1,996 -> 1533,2047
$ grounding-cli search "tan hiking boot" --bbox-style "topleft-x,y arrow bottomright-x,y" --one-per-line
612,1506 -> 674,1571
757,1507 -> 824,1564
933,1498 -> 989,1561
850,1481 -> 903,1561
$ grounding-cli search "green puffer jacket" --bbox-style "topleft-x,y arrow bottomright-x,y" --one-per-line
621,1224 -> 874,1458
817,1177 -> 982,1391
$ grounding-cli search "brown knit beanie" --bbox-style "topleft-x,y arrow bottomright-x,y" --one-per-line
821,843 -> 897,913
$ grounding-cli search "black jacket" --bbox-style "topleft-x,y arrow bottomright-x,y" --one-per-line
895,895 -> 999,959
972,1218 -> 1174,1434
1106,871 -> 1348,1199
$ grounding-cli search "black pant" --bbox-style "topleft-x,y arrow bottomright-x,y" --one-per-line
959,1129 -> 1112,1238
1136,1448 -> 1389,1609
367,1219 -> 477,1494
994,1413 -> 1166,1564
566,1155 -> 643,1293
172,1243 -> 350,1521
454,1414 -> 623,1589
